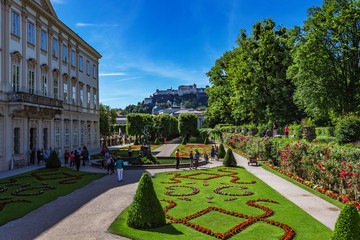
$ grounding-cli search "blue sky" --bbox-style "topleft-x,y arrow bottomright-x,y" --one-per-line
50,0 -> 323,109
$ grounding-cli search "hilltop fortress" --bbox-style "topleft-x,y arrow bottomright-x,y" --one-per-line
144,84 -> 208,106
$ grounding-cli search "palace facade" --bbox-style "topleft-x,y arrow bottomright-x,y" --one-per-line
0,0 -> 102,171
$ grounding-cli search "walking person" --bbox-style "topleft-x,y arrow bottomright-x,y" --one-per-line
203,151 -> 209,164
107,155 -> 114,175
128,146 -> 132,157
189,151 -> 194,170
284,125 -> 289,138
175,149 -> 181,169
70,151 -> 75,167
114,157 -> 124,182
273,123 -> 278,137
64,150 -> 70,165
210,146 -> 215,161
194,149 -> 200,170
75,151 -> 81,171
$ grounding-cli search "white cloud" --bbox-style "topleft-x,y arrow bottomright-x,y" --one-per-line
50,0 -> 65,4
99,72 -> 127,77
116,76 -> 142,82
76,23 -> 118,27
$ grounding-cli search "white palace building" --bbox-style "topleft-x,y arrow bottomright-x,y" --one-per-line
0,0 -> 102,171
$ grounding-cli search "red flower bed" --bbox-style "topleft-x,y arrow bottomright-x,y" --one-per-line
160,198 -> 295,240
264,161 -> 360,210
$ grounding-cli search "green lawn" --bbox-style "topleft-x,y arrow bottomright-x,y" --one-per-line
91,145 -> 161,159
170,144 -> 213,157
109,166 -> 332,239
0,167 -> 104,226
156,159 -> 191,165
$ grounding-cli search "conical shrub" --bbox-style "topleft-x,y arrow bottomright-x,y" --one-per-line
331,203 -> 360,240
218,144 -> 226,158
46,151 -> 61,168
134,138 -> 140,145
204,137 -> 209,144
181,137 -> 187,145
223,148 -> 237,167
127,173 -> 166,229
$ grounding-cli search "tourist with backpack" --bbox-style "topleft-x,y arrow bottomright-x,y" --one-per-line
107,155 -> 114,175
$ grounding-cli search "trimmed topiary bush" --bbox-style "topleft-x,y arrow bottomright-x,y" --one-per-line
336,115 -> 360,144
218,143 -> 226,158
223,148 -> 237,167
331,203 -> 360,240
134,138 -> 140,145
204,137 -> 209,144
46,151 -> 61,168
127,173 -> 166,229
154,138 -> 161,145
181,137 -> 187,145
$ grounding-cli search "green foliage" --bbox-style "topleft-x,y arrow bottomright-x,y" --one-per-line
126,114 -> 154,138
127,173 -> 166,229
134,138 -> 139,145
206,18 -> 303,126
314,136 -> 336,143
289,0 -> 360,123
316,127 -> 335,137
100,104 -> 117,136
178,113 -> 198,137
154,138 -> 161,145
223,148 -> 237,167
153,114 -> 179,138
181,137 -> 187,145
336,115 -> 360,144
331,203 -> 360,240
218,143 -> 226,158
46,151 -> 61,168
110,124 -> 127,134
204,137 -> 209,144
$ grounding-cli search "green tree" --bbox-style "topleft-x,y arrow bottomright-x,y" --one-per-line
205,51 -> 235,127
228,18 -> 301,125
126,114 -> 154,139
153,114 -> 178,138
178,113 -> 198,138
100,104 -> 117,136
289,0 -> 360,123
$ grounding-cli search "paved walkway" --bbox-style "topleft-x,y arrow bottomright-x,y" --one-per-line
0,145 -> 222,240
153,143 -> 179,157
0,143 -> 341,240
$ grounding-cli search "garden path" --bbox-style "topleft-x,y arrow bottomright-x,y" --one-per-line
153,143 -> 179,157
0,145 -> 222,240
232,151 -> 341,230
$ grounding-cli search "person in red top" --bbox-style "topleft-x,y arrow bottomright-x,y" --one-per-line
64,150 -> 70,165
69,151 -> 75,168
284,125 -> 290,138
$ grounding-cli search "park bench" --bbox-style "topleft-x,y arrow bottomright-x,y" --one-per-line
248,157 -> 258,166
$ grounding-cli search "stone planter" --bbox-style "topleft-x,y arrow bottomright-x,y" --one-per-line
303,126 -> 316,142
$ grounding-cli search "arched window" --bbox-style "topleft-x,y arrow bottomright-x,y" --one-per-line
10,52 -> 22,92
40,65 -> 49,96
53,70 -> 59,99
27,59 -> 36,94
